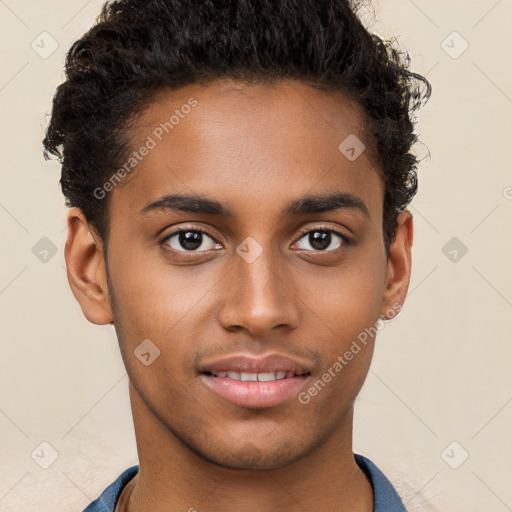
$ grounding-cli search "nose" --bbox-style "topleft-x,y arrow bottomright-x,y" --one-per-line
216,242 -> 300,337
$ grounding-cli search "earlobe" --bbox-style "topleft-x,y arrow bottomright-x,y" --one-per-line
64,208 -> 114,325
380,210 -> 413,319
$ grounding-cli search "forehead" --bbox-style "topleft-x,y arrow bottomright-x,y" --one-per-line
110,78 -> 383,222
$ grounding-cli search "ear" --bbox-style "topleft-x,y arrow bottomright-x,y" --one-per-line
64,208 -> 114,325
380,210 -> 413,319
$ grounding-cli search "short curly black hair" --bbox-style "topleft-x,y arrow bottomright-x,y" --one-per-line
43,0 -> 431,256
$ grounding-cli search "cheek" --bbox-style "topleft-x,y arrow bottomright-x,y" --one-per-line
108,246 -> 212,337
302,246 -> 385,385
304,260 -> 385,341
107,250 -> 217,390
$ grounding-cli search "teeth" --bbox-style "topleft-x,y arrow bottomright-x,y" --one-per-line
211,371 -> 295,381
257,372 -> 277,381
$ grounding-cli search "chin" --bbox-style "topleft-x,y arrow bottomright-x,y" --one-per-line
195,439 -> 309,471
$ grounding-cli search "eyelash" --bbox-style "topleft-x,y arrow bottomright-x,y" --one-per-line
158,225 -> 352,254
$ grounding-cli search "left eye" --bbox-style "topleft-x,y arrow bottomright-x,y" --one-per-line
294,230 -> 348,252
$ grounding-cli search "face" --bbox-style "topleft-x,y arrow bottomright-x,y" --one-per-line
66,78 -> 413,471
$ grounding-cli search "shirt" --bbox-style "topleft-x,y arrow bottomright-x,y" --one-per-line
82,453 -> 406,512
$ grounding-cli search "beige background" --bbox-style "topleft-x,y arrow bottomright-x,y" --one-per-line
1,0 -> 511,510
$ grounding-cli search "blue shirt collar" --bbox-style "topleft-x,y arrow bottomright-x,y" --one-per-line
355,454 -> 406,511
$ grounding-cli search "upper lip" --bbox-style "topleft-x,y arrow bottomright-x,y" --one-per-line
199,353 -> 312,375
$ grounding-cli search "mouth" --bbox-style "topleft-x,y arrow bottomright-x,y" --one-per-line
199,372 -> 310,408
202,370 -> 311,382
198,352 -> 312,408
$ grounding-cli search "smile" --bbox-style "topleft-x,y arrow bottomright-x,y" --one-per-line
206,370 -> 306,381
200,372 -> 310,408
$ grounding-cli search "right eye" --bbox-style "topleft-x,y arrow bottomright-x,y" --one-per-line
160,228 -> 222,253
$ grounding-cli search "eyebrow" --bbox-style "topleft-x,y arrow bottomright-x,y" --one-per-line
139,191 -> 370,219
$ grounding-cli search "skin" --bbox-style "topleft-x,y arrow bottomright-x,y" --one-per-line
65,78 -> 413,512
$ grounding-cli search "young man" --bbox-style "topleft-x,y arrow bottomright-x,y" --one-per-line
43,0 -> 431,510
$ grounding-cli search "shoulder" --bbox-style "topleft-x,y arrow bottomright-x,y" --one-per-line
354,454 -> 407,512
82,465 -> 140,512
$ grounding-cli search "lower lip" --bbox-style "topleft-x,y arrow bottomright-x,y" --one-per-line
199,373 -> 309,408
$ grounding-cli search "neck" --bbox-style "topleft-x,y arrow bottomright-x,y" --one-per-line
122,380 -> 374,512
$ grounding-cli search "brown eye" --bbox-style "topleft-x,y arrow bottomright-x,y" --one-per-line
162,229 -> 220,252
295,229 -> 349,252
